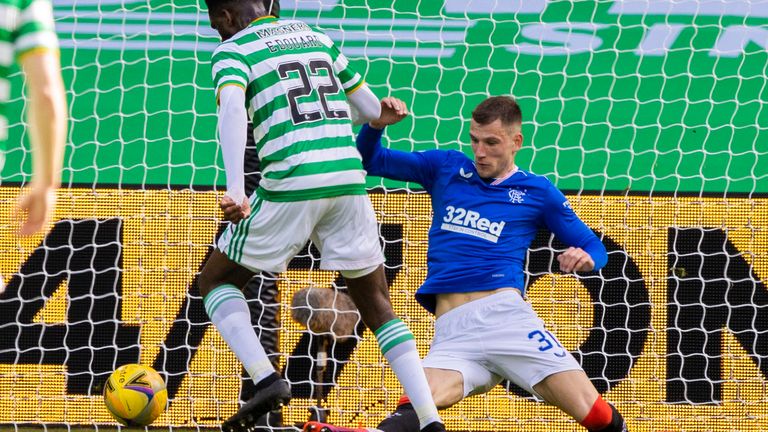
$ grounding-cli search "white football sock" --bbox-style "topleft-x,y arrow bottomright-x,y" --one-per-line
204,284 -> 275,384
375,319 -> 442,429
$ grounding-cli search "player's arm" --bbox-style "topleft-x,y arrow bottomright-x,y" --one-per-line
217,85 -> 250,222
347,84 -> 381,125
20,51 -> 66,192
211,48 -> 250,222
15,0 -> 66,236
542,184 -> 608,272
356,98 -> 438,188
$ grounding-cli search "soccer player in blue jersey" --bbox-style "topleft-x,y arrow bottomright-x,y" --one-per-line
305,96 -> 627,432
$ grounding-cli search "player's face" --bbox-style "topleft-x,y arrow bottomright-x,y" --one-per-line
470,119 -> 523,179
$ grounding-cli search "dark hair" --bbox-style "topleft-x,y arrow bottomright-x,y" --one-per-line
471,96 -> 522,127
264,0 -> 280,17
204,0 -> 279,17
203,0 -> 233,14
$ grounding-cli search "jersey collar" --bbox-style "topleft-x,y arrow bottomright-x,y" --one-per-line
250,15 -> 278,26
490,165 -> 519,186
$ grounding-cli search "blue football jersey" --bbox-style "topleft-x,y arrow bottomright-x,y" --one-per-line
357,125 -> 608,313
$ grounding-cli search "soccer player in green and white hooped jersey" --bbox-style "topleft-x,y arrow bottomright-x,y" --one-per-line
199,1 -> 445,431
0,0 -> 66,238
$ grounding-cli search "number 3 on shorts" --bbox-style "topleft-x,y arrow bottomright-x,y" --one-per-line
528,329 -> 568,358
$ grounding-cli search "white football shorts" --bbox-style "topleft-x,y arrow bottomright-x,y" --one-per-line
422,290 -> 583,399
217,194 -> 385,273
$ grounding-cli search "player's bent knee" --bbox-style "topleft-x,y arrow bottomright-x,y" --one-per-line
198,266 -> 232,299
197,267 -> 216,298
339,264 -> 380,279
431,389 -> 460,410
197,250 -> 256,298
426,370 -> 464,409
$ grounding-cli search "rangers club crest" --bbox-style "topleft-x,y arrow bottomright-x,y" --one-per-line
508,189 -> 526,203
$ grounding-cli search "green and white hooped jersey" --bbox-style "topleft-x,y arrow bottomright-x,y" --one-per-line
0,0 -> 58,150
211,16 -> 367,202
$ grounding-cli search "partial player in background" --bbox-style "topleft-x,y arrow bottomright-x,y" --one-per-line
1,0 -> 67,236
200,1 -> 445,431
306,97 -> 627,432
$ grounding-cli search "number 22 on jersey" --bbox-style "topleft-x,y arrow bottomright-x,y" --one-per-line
278,59 -> 349,125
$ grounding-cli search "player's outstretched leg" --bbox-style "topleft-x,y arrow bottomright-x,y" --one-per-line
579,396 -> 628,432
534,370 -> 628,432
342,266 -> 444,432
199,250 -> 291,431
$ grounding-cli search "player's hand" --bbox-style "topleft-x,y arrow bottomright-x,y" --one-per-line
369,97 -> 408,129
557,247 -> 595,273
220,195 -> 251,223
15,185 -> 56,236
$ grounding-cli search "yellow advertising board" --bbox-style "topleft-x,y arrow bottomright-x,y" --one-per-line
1,187 -> 766,431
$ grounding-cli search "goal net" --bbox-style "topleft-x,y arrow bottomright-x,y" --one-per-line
1,0 -> 767,430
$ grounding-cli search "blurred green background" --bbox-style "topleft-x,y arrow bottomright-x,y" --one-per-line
3,0 -> 766,193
